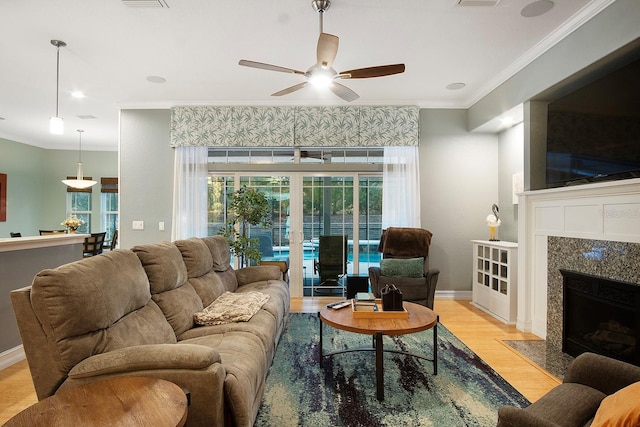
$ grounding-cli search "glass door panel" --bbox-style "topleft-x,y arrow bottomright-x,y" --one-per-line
357,176 -> 383,273
302,176 -> 353,297
208,172 -> 382,298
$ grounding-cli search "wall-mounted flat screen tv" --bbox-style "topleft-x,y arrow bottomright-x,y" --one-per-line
546,57 -> 640,187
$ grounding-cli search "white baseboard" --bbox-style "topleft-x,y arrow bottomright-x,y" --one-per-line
435,290 -> 472,300
0,345 -> 25,370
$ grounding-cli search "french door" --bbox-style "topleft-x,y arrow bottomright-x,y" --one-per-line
208,172 -> 382,297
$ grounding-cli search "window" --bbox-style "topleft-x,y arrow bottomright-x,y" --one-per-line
67,192 -> 91,233
101,178 -> 119,245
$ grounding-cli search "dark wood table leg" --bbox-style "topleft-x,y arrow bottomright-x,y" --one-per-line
434,315 -> 439,375
375,331 -> 384,401
319,311 -> 323,368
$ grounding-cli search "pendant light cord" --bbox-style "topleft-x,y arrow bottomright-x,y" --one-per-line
55,45 -> 60,117
77,130 -> 84,163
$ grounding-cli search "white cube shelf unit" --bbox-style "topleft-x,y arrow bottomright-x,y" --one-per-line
471,240 -> 518,324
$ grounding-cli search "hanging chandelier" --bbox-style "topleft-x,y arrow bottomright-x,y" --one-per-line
61,130 -> 97,189
49,39 -> 66,135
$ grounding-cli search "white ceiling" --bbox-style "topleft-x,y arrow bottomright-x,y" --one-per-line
0,0 -> 608,151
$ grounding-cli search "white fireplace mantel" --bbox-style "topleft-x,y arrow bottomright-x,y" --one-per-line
517,178 -> 640,338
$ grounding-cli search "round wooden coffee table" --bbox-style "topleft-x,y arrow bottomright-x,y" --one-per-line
319,301 -> 438,401
4,376 -> 188,427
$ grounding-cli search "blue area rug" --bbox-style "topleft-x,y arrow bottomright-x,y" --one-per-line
254,313 -> 529,427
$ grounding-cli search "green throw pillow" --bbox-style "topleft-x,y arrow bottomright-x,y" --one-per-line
380,257 -> 424,278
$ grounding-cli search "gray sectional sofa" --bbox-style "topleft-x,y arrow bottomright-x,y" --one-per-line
10,236 -> 290,427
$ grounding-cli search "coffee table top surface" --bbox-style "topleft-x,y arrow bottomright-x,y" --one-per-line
5,376 -> 188,427
320,301 -> 437,335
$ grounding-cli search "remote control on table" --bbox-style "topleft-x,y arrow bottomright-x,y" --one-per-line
327,300 -> 351,310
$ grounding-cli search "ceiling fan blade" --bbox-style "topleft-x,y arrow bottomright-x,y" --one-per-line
272,82 -> 309,97
338,64 -> 405,79
330,82 -> 359,102
317,33 -> 339,68
239,60 -> 305,75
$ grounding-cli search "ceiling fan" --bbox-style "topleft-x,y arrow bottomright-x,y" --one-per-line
238,0 -> 405,102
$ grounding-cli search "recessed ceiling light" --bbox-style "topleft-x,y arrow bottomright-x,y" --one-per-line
77,115 -> 96,120
71,90 -> 85,99
146,75 -> 166,84
521,0 -> 554,18
446,82 -> 466,90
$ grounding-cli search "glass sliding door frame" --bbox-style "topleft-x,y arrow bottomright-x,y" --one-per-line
208,170 -> 381,298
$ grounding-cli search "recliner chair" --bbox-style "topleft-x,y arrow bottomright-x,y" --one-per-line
314,235 -> 348,291
368,227 -> 439,309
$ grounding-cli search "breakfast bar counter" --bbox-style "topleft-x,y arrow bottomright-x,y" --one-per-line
0,234 -> 87,362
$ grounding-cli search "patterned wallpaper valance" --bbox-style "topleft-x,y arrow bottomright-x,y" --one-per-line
170,105 -> 419,147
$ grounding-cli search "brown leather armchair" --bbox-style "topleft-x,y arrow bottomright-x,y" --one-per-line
368,227 -> 439,309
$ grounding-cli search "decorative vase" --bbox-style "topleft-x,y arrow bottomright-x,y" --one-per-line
489,226 -> 498,241
69,229 -> 77,234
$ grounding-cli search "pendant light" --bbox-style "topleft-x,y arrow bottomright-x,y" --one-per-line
49,40 -> 66,135
62,130 -> 97,189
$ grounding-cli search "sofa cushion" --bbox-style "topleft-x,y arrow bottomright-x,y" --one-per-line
175,237 -> 214,278
133,241 -> 205,335
132,241 -> 188,294
152,282 -> 204,336
194,291 -> 269,326
592,382 -> 640,427
30,250 -> 177,372
182,332 -> 268,427
237,280 -> 290,331
526,382 -> 606,426
202,236 -> 232,272
380,257 -> 424,278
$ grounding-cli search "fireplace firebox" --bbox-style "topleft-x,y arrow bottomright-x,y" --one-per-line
562,269 -> 639,366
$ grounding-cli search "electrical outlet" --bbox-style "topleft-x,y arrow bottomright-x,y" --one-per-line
132,220 -> 144,230
159,221 -> 165,231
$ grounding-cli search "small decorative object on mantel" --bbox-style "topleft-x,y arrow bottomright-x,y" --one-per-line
485,204 -> 501,241
61,215 -> 84,233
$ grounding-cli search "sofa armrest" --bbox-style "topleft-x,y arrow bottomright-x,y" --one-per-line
368,266 -> 382,295
497,406 -> 562,427
68,343 -> 221,379
563,352 -> 640,395
236,265 -> 282,286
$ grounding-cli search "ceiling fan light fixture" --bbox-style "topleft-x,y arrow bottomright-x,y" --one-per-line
238,0 -> 404,102
308,66 -> 334,88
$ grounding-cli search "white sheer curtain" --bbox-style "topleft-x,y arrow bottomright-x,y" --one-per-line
381,146 -> 421,229
172,146 -> 209,240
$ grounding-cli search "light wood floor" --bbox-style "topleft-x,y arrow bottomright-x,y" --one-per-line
0,299 -> 560,423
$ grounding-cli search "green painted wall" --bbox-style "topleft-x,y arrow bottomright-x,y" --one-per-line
0,138 -> 117,238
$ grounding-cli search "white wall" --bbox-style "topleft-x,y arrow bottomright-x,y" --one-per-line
497,123 -> 524,242
419,109 -> 499,293
119,109 -> 174,249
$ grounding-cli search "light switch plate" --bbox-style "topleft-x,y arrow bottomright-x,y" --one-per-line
132,220 -> 144,230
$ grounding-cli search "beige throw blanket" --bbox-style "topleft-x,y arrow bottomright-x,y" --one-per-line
194,291 -> 270,326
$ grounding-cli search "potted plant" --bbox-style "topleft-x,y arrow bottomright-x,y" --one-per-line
218,186 -> 271,268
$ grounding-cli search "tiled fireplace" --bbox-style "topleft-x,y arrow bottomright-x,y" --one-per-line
546,237 -> 640,359
518,178 -> 640,344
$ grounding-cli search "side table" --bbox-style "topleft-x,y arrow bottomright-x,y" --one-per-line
3,376 -> 188,427
346,274 -> 370,299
